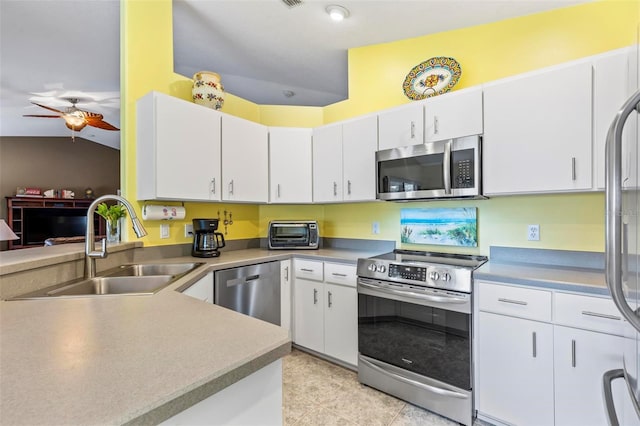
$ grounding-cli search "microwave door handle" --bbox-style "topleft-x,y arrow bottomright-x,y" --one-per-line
443,140 -> 452,195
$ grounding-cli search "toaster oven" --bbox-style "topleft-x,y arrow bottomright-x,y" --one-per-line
268,221 -> 319,249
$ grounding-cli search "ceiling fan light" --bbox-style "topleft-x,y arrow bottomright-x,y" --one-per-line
64,112 -> 87,131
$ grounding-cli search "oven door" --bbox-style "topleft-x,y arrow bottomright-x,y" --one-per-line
357,277 -> 471,391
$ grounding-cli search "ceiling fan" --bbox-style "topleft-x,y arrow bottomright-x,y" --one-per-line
23,97 -> 119,141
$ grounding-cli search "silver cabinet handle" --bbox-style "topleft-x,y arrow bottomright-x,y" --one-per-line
572,157 -> 576,181
228,179 -> 234,195
410,121 -> 415,138
211,178 -> 216,194
532,332 -> 537,358
284,266 -> 289,281
434,116 -> 439,134
301,268 -> 314,273
603,369 -> 625,426
347,180 -> 352,195
313,288 -> 318,305
498,298 -> 528,306
333,181 -> 337,196
331,273 -> 347,277
571,339 -> 576,368
581,311 -> 621,321
328,291 -> 332,308
277,183 -> 281,198
605,90 -> 640,333
443,140 -> 451,195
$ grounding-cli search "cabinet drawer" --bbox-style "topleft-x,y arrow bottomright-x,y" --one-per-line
294,259 -> 324,281
554,292 -> 623,335
324,263 -> 356,287
479,281 -> 552,322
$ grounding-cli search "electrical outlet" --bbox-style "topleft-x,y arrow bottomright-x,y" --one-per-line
527,224 -> 540,241
372,221 -> 380,235
184,224 -> 193,238
160,223 -> 170,239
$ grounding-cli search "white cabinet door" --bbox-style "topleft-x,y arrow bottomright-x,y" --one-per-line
181,272 -> 213,303
424,87 -> 483,143
293,278 -> 324,354
324,283 -> 357,366
554,326 -> 630,426
477,312 -> 554,426
312,123 -> 343,202
280,260 -> 292,337
483,62 -> 592,194
269,127 -> 313,203
137,92 -> 221,201
594,48 -> 637,189
342,115 -> 377,202
377,103 -> 424,150
221,114 -> 268,202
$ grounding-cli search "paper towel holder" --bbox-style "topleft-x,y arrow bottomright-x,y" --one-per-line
142,204 -> 187,221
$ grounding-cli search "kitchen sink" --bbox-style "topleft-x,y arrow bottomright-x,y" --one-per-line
46,275 -> 175,296
9,262 -> 205,300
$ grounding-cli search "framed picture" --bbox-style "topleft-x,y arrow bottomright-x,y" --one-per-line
401,207 -> 477,247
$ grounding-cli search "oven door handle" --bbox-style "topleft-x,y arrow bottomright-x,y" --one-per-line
358,281 -> 468,304
359,355 -> 468,399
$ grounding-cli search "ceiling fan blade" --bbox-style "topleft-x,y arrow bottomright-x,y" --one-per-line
86,116 -> 119,131
22,114 -> 62,118
31,102 -> 66,115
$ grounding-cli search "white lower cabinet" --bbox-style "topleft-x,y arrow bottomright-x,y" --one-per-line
280,260 -> 292,337
477,312 -> 554,426
476,281 -> 631,426
181,271 -> 213,303
293,259 -> 357,366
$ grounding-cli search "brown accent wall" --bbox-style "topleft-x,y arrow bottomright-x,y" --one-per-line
0,136 -> 120,249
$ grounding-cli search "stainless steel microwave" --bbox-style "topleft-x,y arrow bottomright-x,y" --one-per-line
376,135 -> 483,201
268,220 -> 319,249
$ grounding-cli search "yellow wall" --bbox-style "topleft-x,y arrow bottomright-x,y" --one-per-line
122,0 -> 638,253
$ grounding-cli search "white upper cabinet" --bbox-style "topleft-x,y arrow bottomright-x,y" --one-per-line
424,86 -> 483,143
594,47 -> 638,190
342,115 -> 378,202
137,91 -> 222,201
312,123 -> 343,203
377,103 -> 424,150
483,61 -> 593,195
268,127 -> 313,203
221,114 -> 269,203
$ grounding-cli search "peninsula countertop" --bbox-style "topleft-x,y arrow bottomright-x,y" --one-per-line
0,246 -> 381,425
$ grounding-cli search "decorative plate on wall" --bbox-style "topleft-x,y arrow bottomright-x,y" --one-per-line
402,57 -> 462,100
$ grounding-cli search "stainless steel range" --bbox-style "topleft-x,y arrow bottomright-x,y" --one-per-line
357,249 -> 487,426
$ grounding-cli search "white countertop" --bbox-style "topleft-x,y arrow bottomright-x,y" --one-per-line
0,245 -> 381,425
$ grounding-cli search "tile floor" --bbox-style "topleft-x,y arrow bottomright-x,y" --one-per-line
282,349 -> 483,426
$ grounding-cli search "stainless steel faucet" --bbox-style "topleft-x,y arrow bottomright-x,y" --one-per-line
85,194 -> 147,278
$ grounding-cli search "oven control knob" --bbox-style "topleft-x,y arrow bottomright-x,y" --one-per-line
368,264 -> 377,272
378,265 -> 386,273
442,273 -> 452,282
429,271 -> 440,281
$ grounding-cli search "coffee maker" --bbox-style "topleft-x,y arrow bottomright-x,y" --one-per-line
192,219 -> 225,258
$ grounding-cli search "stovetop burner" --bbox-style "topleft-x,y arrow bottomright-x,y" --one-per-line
357,249 -> 488,294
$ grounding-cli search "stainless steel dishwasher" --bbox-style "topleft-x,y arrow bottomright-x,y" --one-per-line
214,261 -> 281,326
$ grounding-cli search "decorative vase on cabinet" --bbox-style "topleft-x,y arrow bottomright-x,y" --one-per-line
192,71 -> 225,110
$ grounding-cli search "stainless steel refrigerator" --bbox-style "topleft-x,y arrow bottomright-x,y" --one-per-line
603,85 -> 640,425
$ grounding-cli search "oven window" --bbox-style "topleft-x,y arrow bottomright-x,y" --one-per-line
358,292 -> 471,390
270,226 -> 309,242
378,153 -> 444,193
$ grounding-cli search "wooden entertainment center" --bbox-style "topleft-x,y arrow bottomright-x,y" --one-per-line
6,197 -> 105,250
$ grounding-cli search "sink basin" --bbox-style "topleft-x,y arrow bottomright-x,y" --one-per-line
8,262 -> 205,300
103,263 -> 202,277
47,275 -> 175,296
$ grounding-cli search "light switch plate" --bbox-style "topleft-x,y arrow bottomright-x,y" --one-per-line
160,223 -> 170,239
527,224 -> 540,241
184,224 -> 193,238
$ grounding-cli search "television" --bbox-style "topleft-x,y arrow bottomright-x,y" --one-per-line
23,208 -> 90,245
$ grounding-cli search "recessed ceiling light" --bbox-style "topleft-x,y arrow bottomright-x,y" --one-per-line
326,5 -> 349,22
